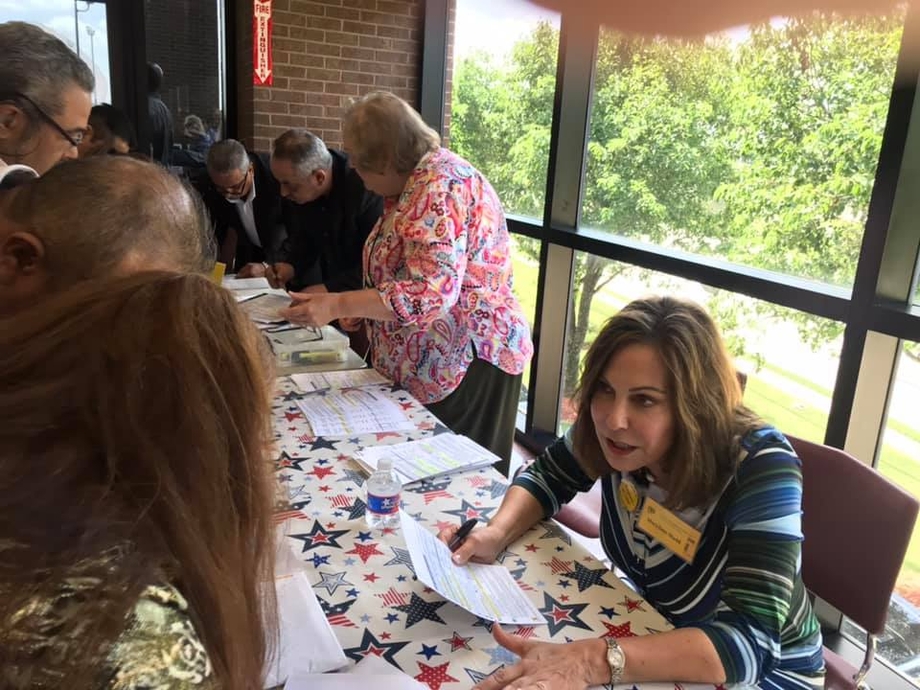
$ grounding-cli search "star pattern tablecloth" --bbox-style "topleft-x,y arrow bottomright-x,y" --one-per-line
272,376 -> 724,690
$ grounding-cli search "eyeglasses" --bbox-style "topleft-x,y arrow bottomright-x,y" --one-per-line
215,166 -> 252,197
13,92 -> 87,148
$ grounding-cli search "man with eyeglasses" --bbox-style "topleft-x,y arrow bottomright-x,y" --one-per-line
194,139 -> 285,273
0,22 -> 93,177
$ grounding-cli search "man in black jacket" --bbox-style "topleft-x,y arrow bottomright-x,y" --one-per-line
196,139 -> 286,273
261,129 -> 382,293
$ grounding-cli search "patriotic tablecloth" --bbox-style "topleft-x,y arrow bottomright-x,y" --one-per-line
272,376 -> 722,690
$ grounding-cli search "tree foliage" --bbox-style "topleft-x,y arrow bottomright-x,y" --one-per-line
450,12 -> 904,394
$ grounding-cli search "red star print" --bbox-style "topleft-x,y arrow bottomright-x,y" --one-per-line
399,401 -> 414,410
602,621 -> 637,638
309,466 -> 336,480
559,594 -> 569,602
424,490 -> 452,504
287,426 -> 297,431
381,526 -> 397,536
366,643 -> 385,657
524,543 -> 539,552
549,605 -> 573,624
346,542 -> 385,563
466,476 -> 490,488
363,572 -> 380,583
312,532 -> 330,545
418,421 -> 435,430
276,457 -> 293,468
622,595 -> 646,613
336,453 -> 351,462
380,632 -> 391,640
414,661 -> 459,690
374,431 -> 403,441
443,631 -> 473,651
284,411 -> 302,422
463,507 -> 483,520
318,485 -> 332,493
435,519 -> 456,533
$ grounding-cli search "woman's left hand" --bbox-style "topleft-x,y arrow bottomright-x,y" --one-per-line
280,292 -> 340,328
472,625 -> 609,690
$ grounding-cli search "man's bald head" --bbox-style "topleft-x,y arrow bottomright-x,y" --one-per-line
0,156 -> 214,313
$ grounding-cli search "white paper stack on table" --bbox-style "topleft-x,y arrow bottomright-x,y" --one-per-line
354,433 -> 499,484
285,656 -> 429,690
290,368 -> 390,393
295,387 -> 415,436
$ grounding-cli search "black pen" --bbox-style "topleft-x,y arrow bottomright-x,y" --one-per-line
448,518 -> 478,552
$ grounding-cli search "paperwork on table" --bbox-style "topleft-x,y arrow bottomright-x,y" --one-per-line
400,511 -> 544,625
296,387 -> 414,436
355,433 -> 499,484
291,368 -> 389,393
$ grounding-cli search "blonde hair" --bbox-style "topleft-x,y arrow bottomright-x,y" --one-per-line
343,91 -> 440,174
572,295 -> 762,509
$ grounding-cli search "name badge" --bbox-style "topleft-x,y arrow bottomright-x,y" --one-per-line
636,497 -> 701,564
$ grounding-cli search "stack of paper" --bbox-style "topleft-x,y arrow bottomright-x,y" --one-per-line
285,656 -> 429,690
263,570 -> 348,687
291,369 -> 389,393
223,276 -> 272,291
295,388 -> 414,436
355,433 -> 499,484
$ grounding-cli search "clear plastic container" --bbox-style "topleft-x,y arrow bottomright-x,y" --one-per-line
365,457 -> 401,529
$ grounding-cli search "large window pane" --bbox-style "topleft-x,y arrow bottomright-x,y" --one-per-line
445,0 -> 559,221
861,344 -> 920,678
559,253 -> 841,441
509,233 -> 540,424
582,11 -> 905,288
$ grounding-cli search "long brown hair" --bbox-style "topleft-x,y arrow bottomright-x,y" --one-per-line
572,295 -> 762,509
0,272 -> 277,689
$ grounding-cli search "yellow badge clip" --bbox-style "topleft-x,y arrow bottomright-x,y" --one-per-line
618,479 -> 640,512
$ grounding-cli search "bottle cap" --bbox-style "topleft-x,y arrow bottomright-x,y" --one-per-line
378,457 -> 393,471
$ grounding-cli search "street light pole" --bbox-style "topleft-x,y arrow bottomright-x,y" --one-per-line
73,1 -> 80,58
85,25 -> 96,104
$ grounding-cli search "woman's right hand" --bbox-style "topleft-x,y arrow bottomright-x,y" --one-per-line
437,522 -> 507,565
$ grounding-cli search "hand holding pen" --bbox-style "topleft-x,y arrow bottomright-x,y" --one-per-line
447,518 -> 478,552
438,518 -> 506,565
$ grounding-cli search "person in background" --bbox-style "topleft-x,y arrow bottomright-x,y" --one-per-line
442,296 -> 824,690
0,21 -> 93,176
240,128 -> 381,295
147,62 -> 173,166
77,104 -> 137,157
0,271 -> 279,689
206,108 -> 223,146
0,155 -> 213,316
194,138 -> 285,273
183,114 -> 211,157
280,92 -> 533,473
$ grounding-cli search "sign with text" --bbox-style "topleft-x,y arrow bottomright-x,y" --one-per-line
253,0 -> 273,86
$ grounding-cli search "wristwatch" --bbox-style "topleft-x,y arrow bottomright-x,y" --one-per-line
605,637 -> 626,685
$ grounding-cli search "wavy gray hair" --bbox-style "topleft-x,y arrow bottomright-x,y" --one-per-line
271,129 -> 332,176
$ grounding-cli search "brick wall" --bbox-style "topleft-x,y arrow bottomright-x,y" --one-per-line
145,0 -> 222,145
235,0 -> 425,153
442,0 -> 456,147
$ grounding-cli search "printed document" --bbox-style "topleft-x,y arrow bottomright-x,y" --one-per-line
296,388 -> 414,436
400,512 -> 544,625
356,433 -> 499,484
291,368 -> 389,393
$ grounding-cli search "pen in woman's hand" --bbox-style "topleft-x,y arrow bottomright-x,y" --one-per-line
448,518 -> 478,552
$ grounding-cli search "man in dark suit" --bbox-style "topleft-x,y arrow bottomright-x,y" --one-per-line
195,139 -> 286,273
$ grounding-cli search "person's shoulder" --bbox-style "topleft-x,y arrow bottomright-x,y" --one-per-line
735,425 -> 801,482
106,582 -> 215,689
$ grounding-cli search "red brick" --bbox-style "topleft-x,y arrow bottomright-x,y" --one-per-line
306,67 -> 342,82
341,20 -> 371,34
324,31 -> 360,46
359,10 -> 397,26
375,49 -> 410,65
290,0 -> 325,16
348,0 -> 378,9
311,93 -> 344,107
307,16 -> 343,31
306,41 -> 341,57
358,35 -> 393,50
273,38 -> 306,53
273,25 -> 290,37
324,57 -> 362,72
273,0 -> 291,10
288,103 -> 326,117
289,78 -> 326,92
324,5 -> 361,20
261,100 -> 290,114
374,74 -> 407,89
289,53 -> 326,68
325,81 -> 359,95
289,27 -> 325,41
359,60 -> 393,75
377,0 -> 412,15
392,15 -> 419,30
271,113 -> 311,127
273,10 -> 307,27
255,113 -> 272,126
342,70 -> 375,85
391,38 -> 417,54
275,63 -> 307,78
273,50 -> 291,65
390,63 -> 418,78
341,46 -> 376,60
272,89 -> 307,103
376,25 -> 409,40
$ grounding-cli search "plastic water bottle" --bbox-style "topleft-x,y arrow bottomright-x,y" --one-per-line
366,457 -> 401,529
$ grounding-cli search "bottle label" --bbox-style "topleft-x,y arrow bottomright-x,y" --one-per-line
367,493 -> 400,515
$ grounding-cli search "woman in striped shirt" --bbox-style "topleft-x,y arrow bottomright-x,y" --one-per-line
442,295 -> 825,689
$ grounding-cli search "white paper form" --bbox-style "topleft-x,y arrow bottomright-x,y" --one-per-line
223,276 -> 271,290
291,368 -> 389,393
399,511 -> 544,625
263,571 -> 348,688
295,388 -> 415,436
356,433 -> 499,484
284,671 -> 427,690
239,292 -> 293,323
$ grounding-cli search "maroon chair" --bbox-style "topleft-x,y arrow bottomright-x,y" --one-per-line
787,434 -> 920,690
